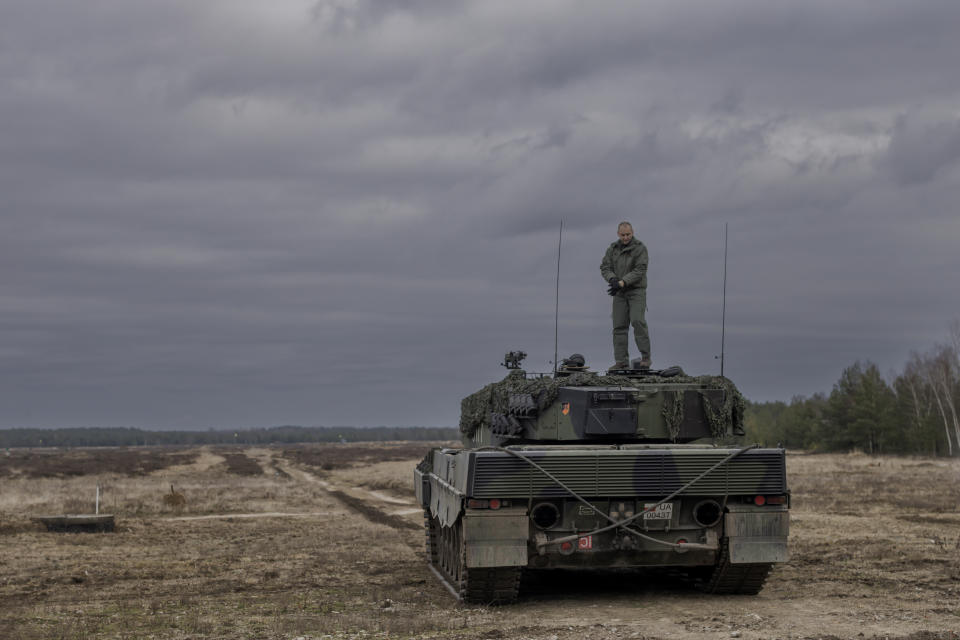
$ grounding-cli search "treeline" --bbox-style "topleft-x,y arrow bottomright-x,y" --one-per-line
745,322 -> 960,456
0,425 -> 458,449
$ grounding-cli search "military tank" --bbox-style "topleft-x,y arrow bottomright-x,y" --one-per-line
414,352 -> 789,604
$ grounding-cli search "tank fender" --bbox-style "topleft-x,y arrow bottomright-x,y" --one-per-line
429,474 -> 464,527
424,449 -> 466,527
724,504 -> 789,564
463,508 -> 529,568
414,466 -> 430,507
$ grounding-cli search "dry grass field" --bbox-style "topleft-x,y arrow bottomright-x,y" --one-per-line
1,443 -> 958,640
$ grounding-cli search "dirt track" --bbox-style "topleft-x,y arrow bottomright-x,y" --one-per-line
0,444 -> 958,639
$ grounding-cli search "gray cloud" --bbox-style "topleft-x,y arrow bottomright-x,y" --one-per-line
883,114 -> 960,185
2,0 -> 959,428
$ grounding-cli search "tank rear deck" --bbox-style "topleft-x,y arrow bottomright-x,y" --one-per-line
418,446 -> 787,520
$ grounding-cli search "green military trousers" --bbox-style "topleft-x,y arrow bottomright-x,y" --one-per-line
612,288 -> 650,364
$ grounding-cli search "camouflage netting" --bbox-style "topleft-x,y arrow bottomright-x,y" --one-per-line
661,376 -> 746,440
700,381 -> 746,438
662,390 -> 685,440
460,370 -> 746,440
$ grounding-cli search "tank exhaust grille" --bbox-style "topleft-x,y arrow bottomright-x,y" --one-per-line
467,449 -> 786,498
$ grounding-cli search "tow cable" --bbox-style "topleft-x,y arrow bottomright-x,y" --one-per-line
478,443 -> 758,551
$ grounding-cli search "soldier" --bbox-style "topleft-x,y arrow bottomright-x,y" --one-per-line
600,221 -> 650,369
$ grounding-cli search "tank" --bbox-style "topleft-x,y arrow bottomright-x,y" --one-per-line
414,352 -> 789,603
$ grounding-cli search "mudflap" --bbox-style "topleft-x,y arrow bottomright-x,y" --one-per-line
725,505 -> 789,564
463,508 -> 528,568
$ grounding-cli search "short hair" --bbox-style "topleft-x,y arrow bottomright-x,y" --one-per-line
618,221 -> 633,231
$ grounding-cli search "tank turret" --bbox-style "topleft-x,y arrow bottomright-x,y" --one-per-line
460,353 -> 745,448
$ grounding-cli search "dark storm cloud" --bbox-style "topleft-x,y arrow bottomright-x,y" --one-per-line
2,0 -> 959,428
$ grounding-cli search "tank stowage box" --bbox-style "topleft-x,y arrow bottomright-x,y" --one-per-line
414,359 -> 789,603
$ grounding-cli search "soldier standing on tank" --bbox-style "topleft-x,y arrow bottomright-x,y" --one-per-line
601,221 -> 650,369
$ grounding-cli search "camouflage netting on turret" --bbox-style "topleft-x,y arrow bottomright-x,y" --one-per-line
699,378 -> 747,438
662,390 -> 685,440
659,376 -> 746,440
459,370 -> 746,440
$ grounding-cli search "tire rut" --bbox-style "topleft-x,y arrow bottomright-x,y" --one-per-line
277,462 -> 421,533
326,488 -> 420,531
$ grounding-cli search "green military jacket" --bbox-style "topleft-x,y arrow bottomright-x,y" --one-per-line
600,237 -> 648,290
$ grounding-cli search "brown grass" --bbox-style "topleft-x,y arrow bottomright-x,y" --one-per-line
0,446 -> 958,640
161,485 -> 186,510
220,453 -> 264,476
0,448 -> 197,478
332,459 -> 420,495
281,442 -> 440,471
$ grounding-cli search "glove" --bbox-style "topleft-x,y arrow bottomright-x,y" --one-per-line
607,279 -> 622,296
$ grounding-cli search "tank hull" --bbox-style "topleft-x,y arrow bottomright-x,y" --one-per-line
415,444 -> 789,603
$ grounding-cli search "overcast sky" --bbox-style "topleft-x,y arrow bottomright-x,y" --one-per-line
3,0 -> 959,429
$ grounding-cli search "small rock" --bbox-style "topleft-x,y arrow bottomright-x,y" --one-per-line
731,632 -> 741,638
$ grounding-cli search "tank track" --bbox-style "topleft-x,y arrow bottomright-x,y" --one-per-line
424,510 -> 440,565
695,538 -> 773,595
423,509 -> 521,604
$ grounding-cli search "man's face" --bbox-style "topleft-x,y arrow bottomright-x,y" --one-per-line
618,226 -> 633,244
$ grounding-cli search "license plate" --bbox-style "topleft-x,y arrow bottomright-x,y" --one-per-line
578,535 -> 592,550
643,502 -> 673,520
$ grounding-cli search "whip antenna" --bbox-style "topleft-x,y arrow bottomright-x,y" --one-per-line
553,220 -> 563,376
720,222 -> 728,377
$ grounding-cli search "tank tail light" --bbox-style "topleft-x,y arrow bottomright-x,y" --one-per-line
753,495 -> 766,506
467,499 -> 511,509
